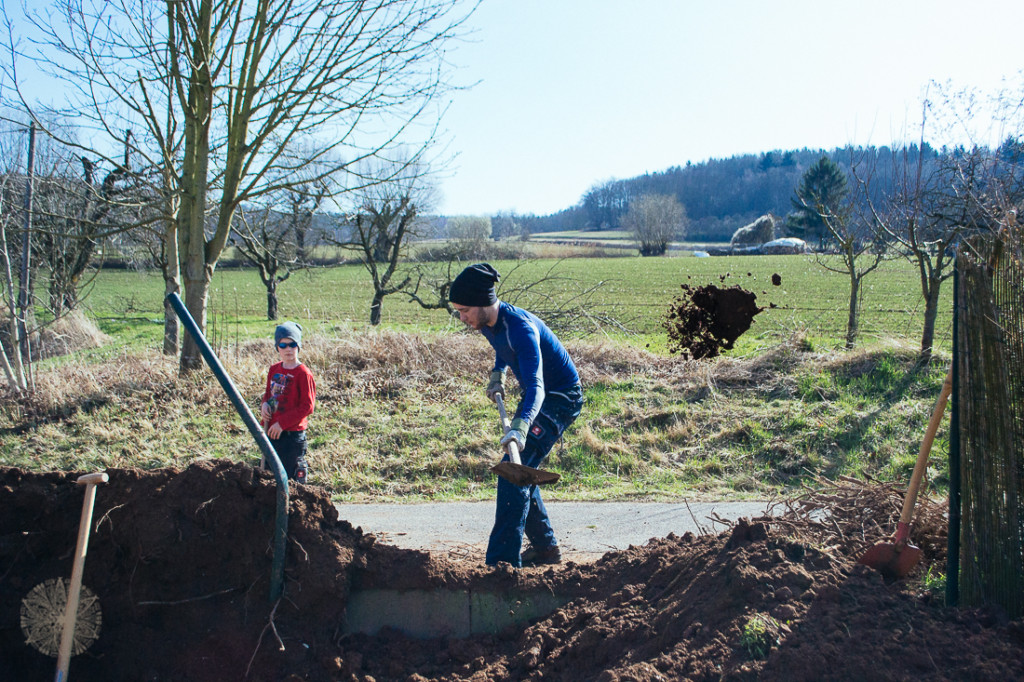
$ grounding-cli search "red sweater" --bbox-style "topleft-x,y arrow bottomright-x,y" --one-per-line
262,362 -> 316,432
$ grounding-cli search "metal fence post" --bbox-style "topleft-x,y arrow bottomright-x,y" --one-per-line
166,293 -> 289,603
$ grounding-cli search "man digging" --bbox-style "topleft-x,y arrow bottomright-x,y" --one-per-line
449,263 -> 584,568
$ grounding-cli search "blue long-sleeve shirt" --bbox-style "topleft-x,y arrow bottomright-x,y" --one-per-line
480,301 -> 580,426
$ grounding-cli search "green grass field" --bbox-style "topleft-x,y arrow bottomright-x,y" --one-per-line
84,254 -> 950,356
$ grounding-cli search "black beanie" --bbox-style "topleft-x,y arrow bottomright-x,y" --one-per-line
449,263 -> 500,307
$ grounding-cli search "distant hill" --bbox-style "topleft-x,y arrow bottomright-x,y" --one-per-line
512,144 -> 940,242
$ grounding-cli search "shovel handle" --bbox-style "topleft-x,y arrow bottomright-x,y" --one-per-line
494,394 -> 523,466
899,369 -> 953,526
55,472 -> 109,682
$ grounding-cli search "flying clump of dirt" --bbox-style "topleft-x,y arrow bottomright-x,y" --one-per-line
665,283 -> 764,359
664,272 -> 786,359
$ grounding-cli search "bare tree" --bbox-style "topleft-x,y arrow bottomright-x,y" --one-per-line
491,211 -> 518,240
622,193 -> 687,256
445,215 -> 491,258
0,118 -> 150,389
400,258 -> 630,336
869,79 -> 1024,363
231,184 -> 325,320
493,260 -> 631,336
0,121 -> 30,391
10,0 -> 475,371
803,152 -> 886,349
287,184 -> 327,267
34,136 -> 138,316
325,164 -> 437,324
399,258 -> 460,315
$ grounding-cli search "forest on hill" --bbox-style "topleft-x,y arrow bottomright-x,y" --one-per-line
512,140 -> 1023,242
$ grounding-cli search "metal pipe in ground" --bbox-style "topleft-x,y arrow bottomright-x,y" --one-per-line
166,293 -> 288,603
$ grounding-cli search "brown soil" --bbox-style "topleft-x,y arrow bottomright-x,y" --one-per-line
2,462 -> 1022,681
665,284 -> 763,359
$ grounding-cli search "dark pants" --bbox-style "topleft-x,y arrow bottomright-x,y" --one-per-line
486,384 -> 583,567
271,430 -> 309,483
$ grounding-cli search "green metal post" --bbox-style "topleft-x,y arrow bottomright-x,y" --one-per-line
166,293 -> 288,602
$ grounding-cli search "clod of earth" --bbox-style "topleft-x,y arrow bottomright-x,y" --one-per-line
1,462 -> 1021,681
665,284 -> 763,359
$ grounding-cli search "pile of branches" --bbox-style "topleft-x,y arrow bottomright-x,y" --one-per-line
755,474 -> 948,568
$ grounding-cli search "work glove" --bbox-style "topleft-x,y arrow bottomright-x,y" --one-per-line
501,417 -> 529,452
485,370 -> 506,402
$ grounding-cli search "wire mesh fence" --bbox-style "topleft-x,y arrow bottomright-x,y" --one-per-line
955,223 -> 1024,618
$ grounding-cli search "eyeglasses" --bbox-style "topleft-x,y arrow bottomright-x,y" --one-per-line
277,341 -> 299,349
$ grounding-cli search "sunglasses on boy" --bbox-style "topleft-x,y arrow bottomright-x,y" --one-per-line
277,341 -> 299,349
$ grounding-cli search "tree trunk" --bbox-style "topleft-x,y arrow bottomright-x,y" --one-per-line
920,274 -> 942,364
295,228 -> 307,264
160,160 -> 182,355
0,221 -> 26,391
48,279 -> 69,318
62,288 -> 76,316
163,285 -> 180,355
174,0 -> 214,374
267,279 -> 278,321
162,246 -> 180,357
370,290 -> 384,326
179,267 -> 211,372
845,271 -> 860,350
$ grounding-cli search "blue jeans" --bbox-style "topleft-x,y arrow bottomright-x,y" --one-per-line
486,384 -> 583,566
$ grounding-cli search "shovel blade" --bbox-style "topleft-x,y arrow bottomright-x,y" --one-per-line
492,462 -> 560,486
858,541 -> 923,579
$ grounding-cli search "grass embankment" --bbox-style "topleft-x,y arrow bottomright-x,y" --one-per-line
0,328 -> 951,503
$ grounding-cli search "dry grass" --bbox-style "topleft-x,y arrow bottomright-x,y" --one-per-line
567,339 -> 684,383
12,325 -> 825,417
0,309 -> 112,365
13,349 -> 179,419
0,327 -> 951,501
231,329 -> 492,396
37,310 -> 112,359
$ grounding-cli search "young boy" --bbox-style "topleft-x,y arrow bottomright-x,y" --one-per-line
260,321 -> 316,483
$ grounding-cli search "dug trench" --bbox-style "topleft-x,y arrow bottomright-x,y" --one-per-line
2,461 -> 1023,681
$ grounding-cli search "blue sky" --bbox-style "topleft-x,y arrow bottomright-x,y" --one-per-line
437,0 -> 1024,216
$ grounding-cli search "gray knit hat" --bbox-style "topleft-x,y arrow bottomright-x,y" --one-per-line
274,321 -> 303,347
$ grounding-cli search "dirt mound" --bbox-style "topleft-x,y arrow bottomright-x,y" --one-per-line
2,463 -> 1021,681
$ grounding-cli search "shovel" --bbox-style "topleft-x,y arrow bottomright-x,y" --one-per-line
859,368 -> 953,579
491,394 -> 560,486
58,472 -> 108,681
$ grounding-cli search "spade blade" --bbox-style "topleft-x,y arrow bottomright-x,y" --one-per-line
492,462 -> 560,486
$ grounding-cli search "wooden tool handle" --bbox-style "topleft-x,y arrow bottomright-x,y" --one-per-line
900,370 -> 953,525
55,472 -> 108,682
505,435 -> 522,466
76,473 -> 109,487
494,394 -> 523,466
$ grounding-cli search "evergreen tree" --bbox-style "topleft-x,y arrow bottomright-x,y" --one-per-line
788,156 -> 849,249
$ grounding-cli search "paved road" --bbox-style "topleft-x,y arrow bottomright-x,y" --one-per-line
335,501 -> 772,562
